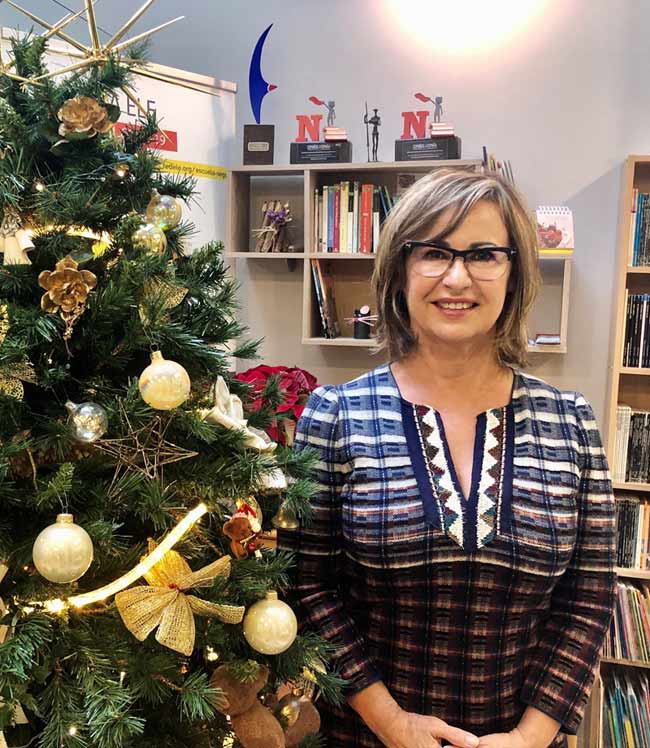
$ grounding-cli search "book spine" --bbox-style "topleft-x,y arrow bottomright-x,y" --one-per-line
629,188 -> 639,265
333,185 -> 341,253
347,187 -> 354,253
372,186 -> 380,253
352,181 -> 360,253
327,187 -> 334,252
310,259 -> 328,337
359,184 -> 373,253
321,186 -> 329,253
313,188 -> 319,253
639,296 -> 648,368
340,181 -> 349,254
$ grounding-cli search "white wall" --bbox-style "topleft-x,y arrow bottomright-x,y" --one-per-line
1,0 -> 641,430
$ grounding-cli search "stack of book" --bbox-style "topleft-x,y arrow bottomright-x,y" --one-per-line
310,259 -> 340,339
601,671 -> 650,748
429,122 -> 455,137
622,292 -> 650,368
313,181 -> 395,254
323,126 -> 348,141
614,406 -> 650,484
627,189 -> 650,266
604,580 -> 650,662
615,496 -> 650,567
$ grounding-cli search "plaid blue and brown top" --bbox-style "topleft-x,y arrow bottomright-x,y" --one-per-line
278,363 -> 616,748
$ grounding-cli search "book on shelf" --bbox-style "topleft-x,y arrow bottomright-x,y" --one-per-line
628,189 -> 650,267
615,410 -> 650,484
601,670 -> 650,748
623,292 -> 650,368
313,180 -> 394,253
603,580 -> 650,662
310,259 -> 340,338
615,496 -> 650,568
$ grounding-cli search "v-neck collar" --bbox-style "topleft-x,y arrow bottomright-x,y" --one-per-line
384,363 -> 519,552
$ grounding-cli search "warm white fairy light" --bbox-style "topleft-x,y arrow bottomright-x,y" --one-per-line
67,726 -> 77,736
206,646 -> 219,662
43,598 -> 66,614
68,503 -> 207,608
24,504 -> 209,614
119,671 -> 126,687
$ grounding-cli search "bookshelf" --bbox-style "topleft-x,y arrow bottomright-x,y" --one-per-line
587,154 -> 650,748
226,160 -> 572,356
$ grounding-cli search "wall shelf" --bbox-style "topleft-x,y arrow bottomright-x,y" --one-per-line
227,160 -> 572,370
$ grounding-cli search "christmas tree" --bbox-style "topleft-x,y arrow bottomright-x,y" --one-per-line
0,10 -> 341,748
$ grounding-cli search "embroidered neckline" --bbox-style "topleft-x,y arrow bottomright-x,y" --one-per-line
401,398 -> 515,552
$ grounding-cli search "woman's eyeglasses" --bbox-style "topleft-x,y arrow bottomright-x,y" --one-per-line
403,241 -> 517,281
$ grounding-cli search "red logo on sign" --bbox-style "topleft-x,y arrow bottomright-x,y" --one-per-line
114,122 -> 178,152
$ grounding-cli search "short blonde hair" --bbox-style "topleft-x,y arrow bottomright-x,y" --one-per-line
372,168 -> 540,368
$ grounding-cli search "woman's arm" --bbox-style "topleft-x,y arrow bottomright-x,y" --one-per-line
518,393 -> 617,735
277,386 -> 381,692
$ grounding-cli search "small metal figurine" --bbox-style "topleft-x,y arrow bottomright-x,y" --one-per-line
325,100 -> 336,127
364,103 -> 381,161
433,96 -> 443,123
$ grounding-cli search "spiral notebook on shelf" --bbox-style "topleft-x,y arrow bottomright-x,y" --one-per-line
535,206 -> 574,254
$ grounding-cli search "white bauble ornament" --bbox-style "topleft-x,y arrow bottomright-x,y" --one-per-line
243,590 -> 298,655
65,400 -> 108,443
132,222 -> 167,254
139,350 -> 191,410
145,189 -> 182,230
32,513 -> 94,583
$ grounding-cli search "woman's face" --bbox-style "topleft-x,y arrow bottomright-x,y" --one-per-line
403,199 -> 513,350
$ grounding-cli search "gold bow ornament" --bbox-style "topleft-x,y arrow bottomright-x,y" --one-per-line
198,376 -> 276,452
0,207 -> 34,265
115,542 -> 245,656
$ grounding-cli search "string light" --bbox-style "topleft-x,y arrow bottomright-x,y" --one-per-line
67,503 -> 207,608
206,646 -> 219,662
67,726 -> 77,736
119,671 -> 126,687
33,180 -> 45,192
43,599 -> 66,614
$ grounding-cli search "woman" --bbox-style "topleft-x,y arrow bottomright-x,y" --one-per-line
279,169 -> 616,748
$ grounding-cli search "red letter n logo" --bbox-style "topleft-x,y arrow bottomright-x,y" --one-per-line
295,114 -> 323,142
400,110 -> 428,139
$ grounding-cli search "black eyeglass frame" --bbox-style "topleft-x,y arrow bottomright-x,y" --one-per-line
402,240 -> 518,279
403,240 -> 518,262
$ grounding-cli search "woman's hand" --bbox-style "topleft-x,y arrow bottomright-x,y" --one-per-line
477,726 -> 551,748
375,706 -> 480,748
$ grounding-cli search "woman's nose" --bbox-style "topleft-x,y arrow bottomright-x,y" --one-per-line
442,256 -> 472,287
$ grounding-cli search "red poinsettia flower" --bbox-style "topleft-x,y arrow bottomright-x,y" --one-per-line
235,365 -> 318,445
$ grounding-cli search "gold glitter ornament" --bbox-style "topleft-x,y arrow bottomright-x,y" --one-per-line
115,542 -> 245,656
139,351 -> 191,410
0,304 -> 36,399
138,278 -> 188,325
132,222 -> 167,254
145,189 -> 182,230
57,95 -> 113,140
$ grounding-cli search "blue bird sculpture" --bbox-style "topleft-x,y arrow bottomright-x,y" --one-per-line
249,24 -> 277,124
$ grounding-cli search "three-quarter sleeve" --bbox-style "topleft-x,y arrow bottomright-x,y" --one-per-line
277,385 -> 382,695
520,393 -> 617,734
